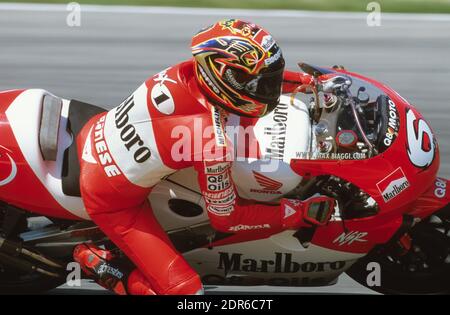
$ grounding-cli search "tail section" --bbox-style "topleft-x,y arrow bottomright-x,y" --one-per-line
0,89 -> 86,220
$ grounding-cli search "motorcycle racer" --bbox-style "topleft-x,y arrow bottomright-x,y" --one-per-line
73,19 -> 335,295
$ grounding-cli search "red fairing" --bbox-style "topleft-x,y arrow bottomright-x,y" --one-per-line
290,69 -> 440,214
0,90 -> 80,220
410,177 -> 449,219
286,68 -> 442,253
311,215 -> 404,254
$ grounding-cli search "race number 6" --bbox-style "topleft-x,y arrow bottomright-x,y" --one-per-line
406,109 -> 435,169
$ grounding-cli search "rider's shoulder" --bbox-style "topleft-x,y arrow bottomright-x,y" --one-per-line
142,60 -> 211,117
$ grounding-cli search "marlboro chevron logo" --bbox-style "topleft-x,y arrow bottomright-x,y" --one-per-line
250,171 -> 283,194
376,167 -> 410,202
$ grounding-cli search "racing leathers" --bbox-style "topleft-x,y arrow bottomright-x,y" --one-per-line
76,60 -> 318,295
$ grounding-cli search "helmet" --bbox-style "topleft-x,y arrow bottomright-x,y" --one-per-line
191,19 -> 285,118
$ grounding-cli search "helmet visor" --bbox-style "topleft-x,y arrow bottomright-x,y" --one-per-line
224,65 -> 284,106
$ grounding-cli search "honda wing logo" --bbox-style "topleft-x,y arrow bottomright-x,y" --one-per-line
0,145 -> 17,187
376,167 -> 410,203
250,171 -> 282,194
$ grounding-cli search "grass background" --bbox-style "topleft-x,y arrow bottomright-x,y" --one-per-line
2,0 -> 450,14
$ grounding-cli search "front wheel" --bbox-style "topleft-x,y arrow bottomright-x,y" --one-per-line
347,204 -> 450,294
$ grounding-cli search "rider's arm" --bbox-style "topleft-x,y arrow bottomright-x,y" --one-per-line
194,160 -> 312,234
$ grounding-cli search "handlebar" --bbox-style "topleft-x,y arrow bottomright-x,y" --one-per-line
289,69 -> 376,157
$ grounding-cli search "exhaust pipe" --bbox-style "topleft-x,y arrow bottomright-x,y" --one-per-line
0,253 -> 61,278
0,236 -> 64,277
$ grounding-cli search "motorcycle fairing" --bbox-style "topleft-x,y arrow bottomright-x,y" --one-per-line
0,89 -> 86,219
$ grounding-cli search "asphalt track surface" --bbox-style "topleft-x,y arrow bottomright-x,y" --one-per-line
0,4 -> 449,295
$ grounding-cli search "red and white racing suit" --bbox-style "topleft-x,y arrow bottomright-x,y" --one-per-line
77,59 -> 313,295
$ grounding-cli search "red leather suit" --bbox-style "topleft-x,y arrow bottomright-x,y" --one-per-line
77,59 -> 311,294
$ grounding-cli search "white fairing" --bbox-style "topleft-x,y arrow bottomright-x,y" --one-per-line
184,233 -> 363,286
229,95 -> 310,202
6,89 -> 88,219
149,177 -> 363,286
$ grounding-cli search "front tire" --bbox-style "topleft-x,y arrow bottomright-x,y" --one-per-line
347,204 -> 450,294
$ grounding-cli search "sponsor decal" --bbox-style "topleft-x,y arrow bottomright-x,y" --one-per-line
434,178 -> 447,199
96,263 -> 124,279
198,64 -> 220,95
211,107 -> 227,147
253,171 -> 282,191
206,172 -> 231,192
264,49 -> 282,66
406,108 -> 436,169
93,115 -> 122,178
0,145 -> 17,187
115,96 -> 152,164
207,204 -> 234,216
205,191 -> 236,205
250,171 -> 283,195
333,231 -> 368,246
203,186 -> 234,199
382,99 -> 400,148
261,35 -> 275,52
203,161 -> 236,213
218,252 -> 346,274
224,69 -> 244,90
264,103 -> 288,160
376,167 -> 410,202
151,68 -> 177,115
204,162 -> 230,175
283,204 -> 297,219
228,224 -> 271,232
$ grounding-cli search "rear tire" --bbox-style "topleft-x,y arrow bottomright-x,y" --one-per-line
347,204 -> 450,294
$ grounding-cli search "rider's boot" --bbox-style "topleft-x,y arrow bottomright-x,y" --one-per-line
73,243 -> 203,295
73,243 -> 157,295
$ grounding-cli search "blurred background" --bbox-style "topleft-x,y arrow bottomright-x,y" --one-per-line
3,0 -> 450,13
0,0 -> 449,293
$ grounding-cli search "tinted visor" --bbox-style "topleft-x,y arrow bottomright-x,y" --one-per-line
224,63 -> 284,106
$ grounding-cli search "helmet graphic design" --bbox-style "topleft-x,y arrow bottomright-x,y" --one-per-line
191,19 -> 285,118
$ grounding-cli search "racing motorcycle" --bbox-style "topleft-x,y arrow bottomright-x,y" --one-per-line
0,63 -> 448,295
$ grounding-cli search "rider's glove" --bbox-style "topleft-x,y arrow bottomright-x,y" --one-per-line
318,74 -> 352,93
280,196 -> 336,230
